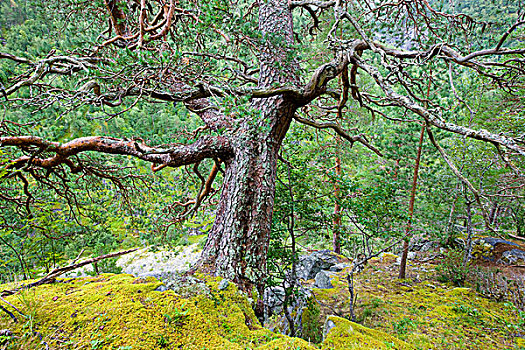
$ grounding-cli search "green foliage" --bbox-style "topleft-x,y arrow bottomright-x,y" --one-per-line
392,317 -> 418,335
435,250 -> 471,287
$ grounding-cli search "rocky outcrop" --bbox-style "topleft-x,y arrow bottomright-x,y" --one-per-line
409,238 -> 440,252
296,250 -> 343,281
498,249 -> 525,265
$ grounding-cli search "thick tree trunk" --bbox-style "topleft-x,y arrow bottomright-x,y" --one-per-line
199,97 -> 295,292
197,0 -> 299,297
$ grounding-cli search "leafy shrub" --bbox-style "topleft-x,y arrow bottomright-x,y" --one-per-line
435,249 -> 470,286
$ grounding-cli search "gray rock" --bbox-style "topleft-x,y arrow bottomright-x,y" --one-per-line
409,238 -> 439,252
482,238 -> 519,248
323,317 -> 337,340
154,285 -> 168,292
314,271 -> 333,289
498,249 -> 525,265
330,263 -> 351,272
218,279 -> 230,291
471,238 -> 520,260
264,286 -> 286,315
296,250 -> 341,281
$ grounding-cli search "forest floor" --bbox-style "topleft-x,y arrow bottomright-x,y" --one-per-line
0,242 -> 524,350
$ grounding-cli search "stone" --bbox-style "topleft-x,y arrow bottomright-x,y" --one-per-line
498,249 -> 525,265
482,238 -> 519,248
154,285 -> 168,292
409,238 -> 439,252
471,238 -> 520,260
314,271 -> 333,289
322,317 -> 338,340
264,286 -> 286,315
218,279 -> 230,291
295,250 -> 341,281
330,263 -> 351,272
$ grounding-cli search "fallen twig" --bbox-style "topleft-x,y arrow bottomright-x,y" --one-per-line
0,248 -> 138,298
0,296 -> 26,319
0,305 -> 17,323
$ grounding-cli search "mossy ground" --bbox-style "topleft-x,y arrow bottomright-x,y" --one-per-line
1,258 -> 524,350
309,257 -> 525,350
0,274 -> 314,350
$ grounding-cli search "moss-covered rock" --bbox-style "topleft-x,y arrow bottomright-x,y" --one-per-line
1,261 -> 524,350
322,316 -> 414,350
0,274 -> 317,350
309,259 -> 525,350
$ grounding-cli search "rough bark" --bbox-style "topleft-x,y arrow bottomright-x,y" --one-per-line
197,0 -> 299,294
333,136 -> 342,254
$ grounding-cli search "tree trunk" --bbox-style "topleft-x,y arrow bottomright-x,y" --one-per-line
333,136 -> 342,254
198,0 -> 298,295
199,97 -> 295,293
398,124 -> 425,279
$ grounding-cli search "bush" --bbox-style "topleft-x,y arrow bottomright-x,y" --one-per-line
435,249 -> 470,286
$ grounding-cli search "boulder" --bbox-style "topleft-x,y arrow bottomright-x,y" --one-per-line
296,250 -> 341,281
264,286 -> 286,315
482,238 -> 519,248
330,263 -> 351,272
409,238 -> 439,252
471,237 -> 520,260
322,317 -> 337,340
498,249 -> 525,265
314,271 -> 334,289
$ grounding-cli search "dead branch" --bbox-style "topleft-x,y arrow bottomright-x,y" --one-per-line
294,116 -> 383,156
0,248 -> 139,298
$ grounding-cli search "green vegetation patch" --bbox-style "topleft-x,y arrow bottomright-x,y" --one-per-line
322,316 -> 414,350
0,274 -> 315,350
311,262 -> 524,350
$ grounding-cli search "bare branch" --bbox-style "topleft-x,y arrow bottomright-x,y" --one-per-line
294,116 -> 383,156
1,248 -> 139,297
290,0 -> 335,9
352,55 -> 525,156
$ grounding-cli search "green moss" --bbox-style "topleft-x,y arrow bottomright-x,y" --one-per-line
187,234 -> 207,245
301,297 -> 323,343
322,316 -> 414,350
256,338 -> 316,350
1,260 -> 523,350
310,261 -> 524,350
0,274 -> 316,350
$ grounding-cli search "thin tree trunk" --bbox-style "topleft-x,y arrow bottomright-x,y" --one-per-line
463,200 -> 474,265
333,135 -> 342,254
399,124 -> 425,279
445,181 -> 461,245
